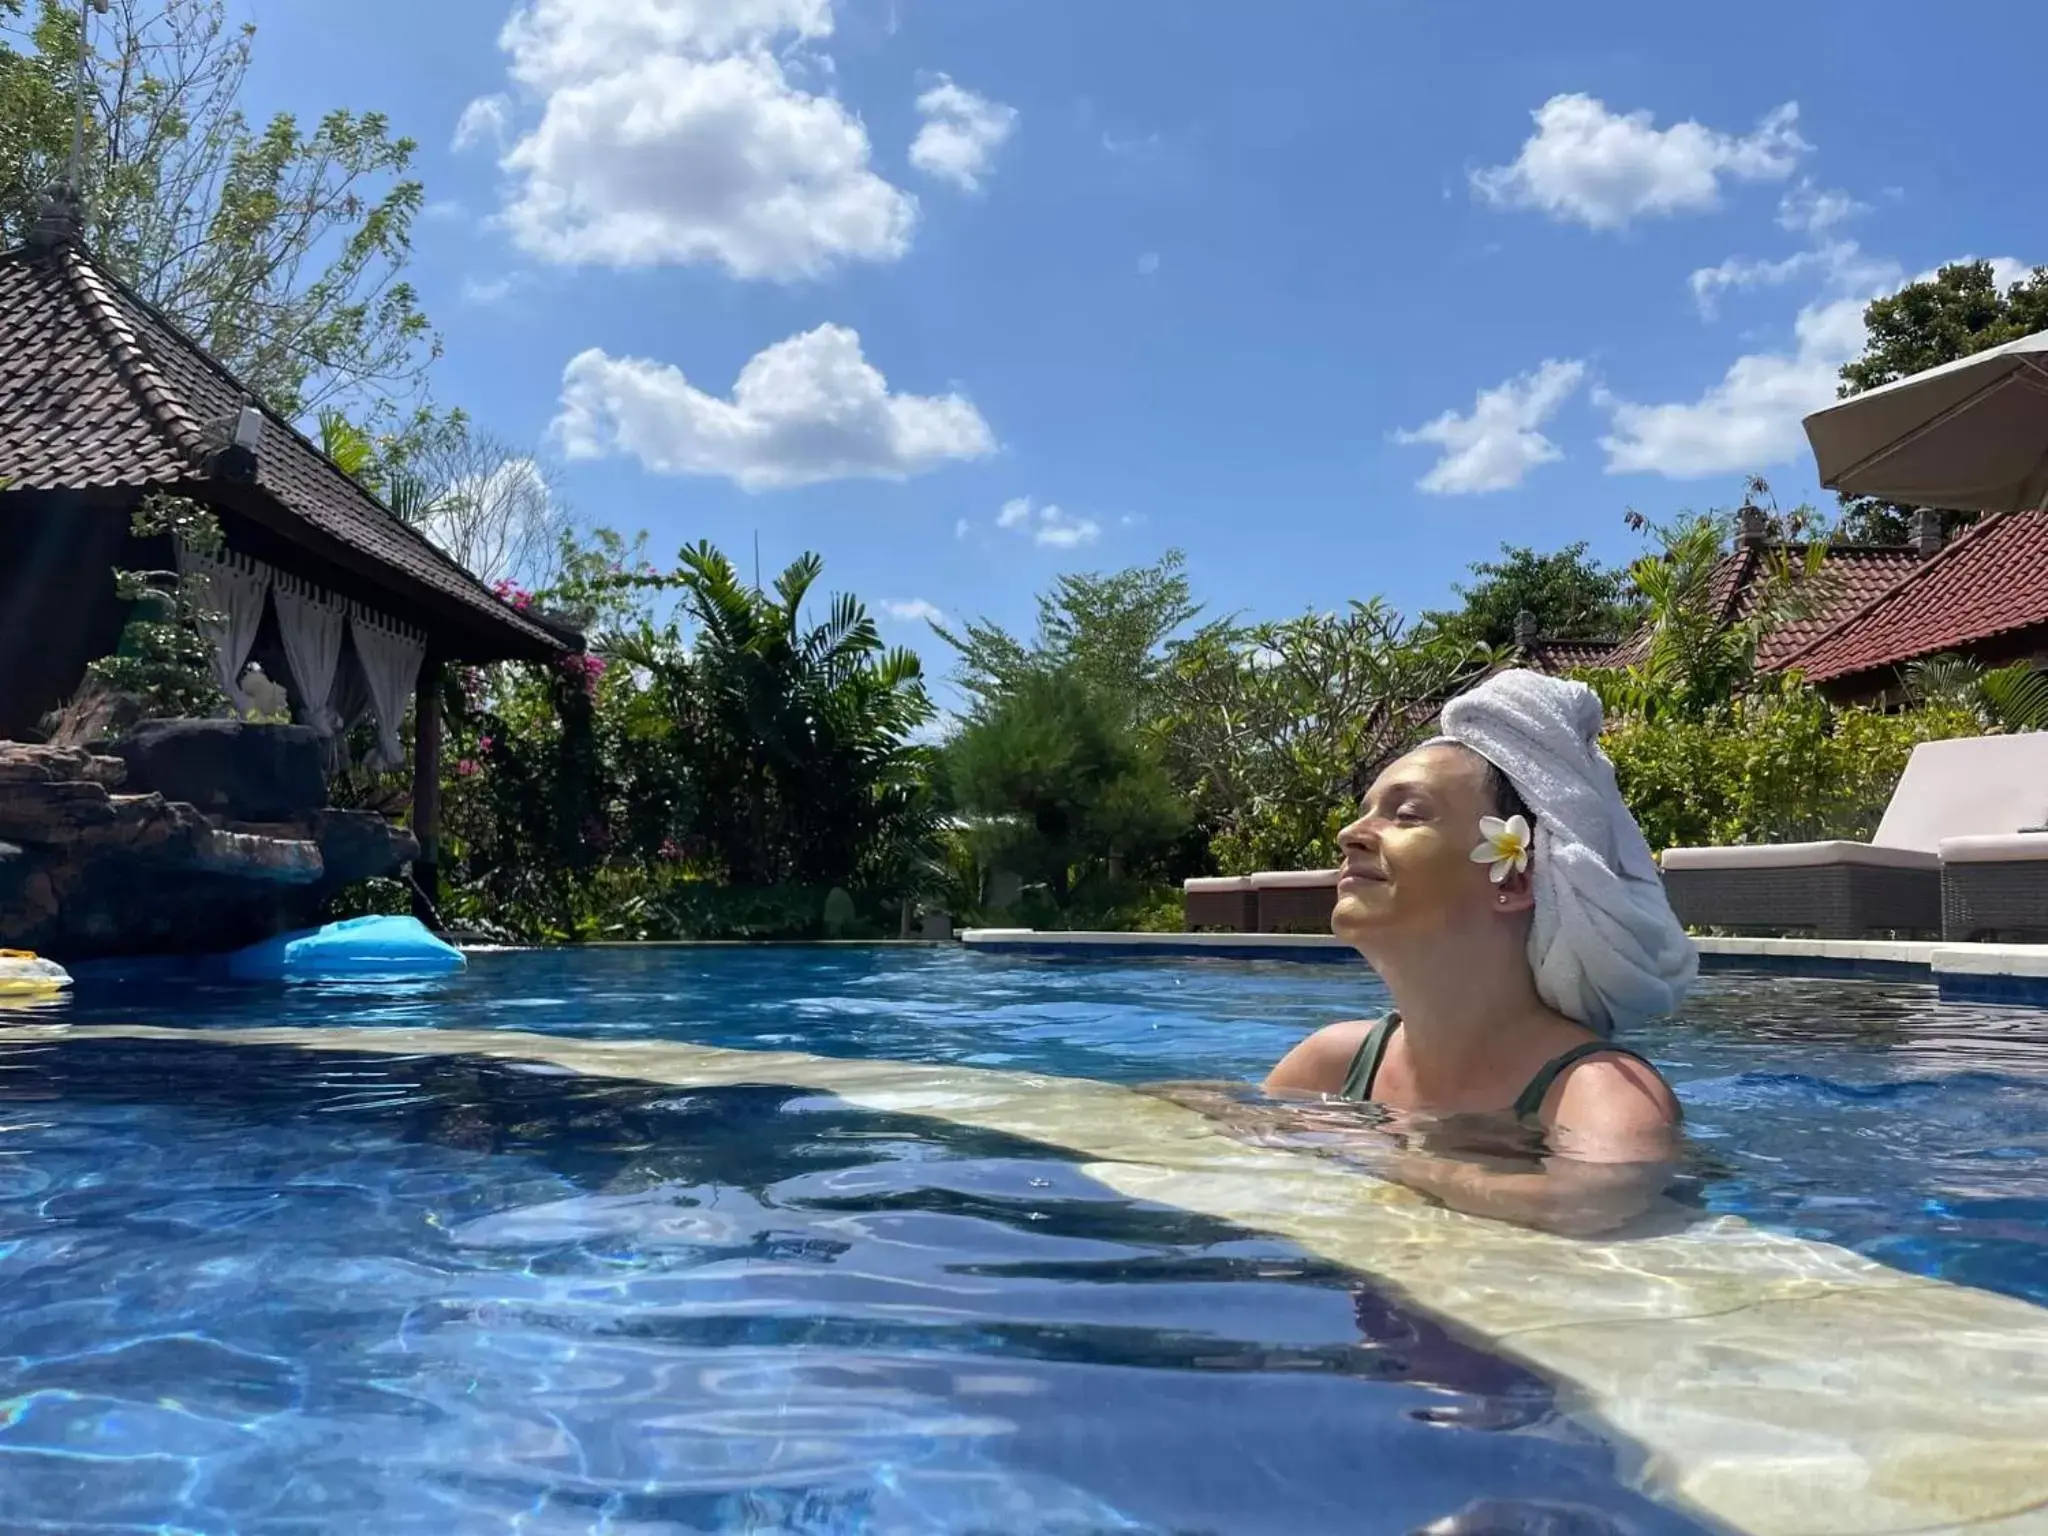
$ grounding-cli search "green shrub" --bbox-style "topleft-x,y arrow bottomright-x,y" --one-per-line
1605,679 -> 1985,852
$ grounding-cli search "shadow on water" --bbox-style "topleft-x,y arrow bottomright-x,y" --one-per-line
0,1036 -> 1714,1535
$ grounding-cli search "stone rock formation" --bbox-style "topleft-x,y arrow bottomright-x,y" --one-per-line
0,724 -> 417,961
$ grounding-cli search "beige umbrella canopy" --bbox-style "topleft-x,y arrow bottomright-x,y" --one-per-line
1803,328 -> 2048,512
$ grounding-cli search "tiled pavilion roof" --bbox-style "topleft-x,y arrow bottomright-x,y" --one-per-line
0,241 -> 571,662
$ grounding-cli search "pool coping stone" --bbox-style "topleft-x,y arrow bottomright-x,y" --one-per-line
960,929 -> 2048,1003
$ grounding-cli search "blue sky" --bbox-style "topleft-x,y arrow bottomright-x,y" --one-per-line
238,0 -> 2048,681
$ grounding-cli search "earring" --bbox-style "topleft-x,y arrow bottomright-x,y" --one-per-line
1497,894 -> 1508,905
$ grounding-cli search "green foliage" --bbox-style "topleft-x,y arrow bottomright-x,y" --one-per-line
1605,678 -> 1985,853
84,494 -> 227,718
638,541 -> 939,891
0,0 -> 435,418
1579,505 -> 1822,724
428,534 -> 941,942
1905,654 -> 2048,732
1425,541 -> 1638,647
1837,260 -> 2048,543
946,667 -> 1189,912
936,550 -> 1199,721
1158,600 -> 1495,871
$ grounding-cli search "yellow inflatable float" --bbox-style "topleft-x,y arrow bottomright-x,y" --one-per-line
0,949 -> 72,999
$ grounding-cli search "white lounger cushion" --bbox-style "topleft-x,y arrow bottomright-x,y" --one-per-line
1250,869 -> 1340,889
1661,841 -> 1939,872
1938,833 -> 2048,865
1183,876 -> 1256,893
1874,734 -> 2048,850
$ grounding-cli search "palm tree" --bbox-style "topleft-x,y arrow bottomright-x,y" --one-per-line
1905,655 -> 2048,731
608,542 -> 938,893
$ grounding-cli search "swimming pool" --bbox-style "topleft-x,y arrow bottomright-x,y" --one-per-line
3,948 -> 2046,1533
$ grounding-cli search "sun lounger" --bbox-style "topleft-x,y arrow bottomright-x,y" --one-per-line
1182,876 -> 1257,932
1938,832 -> 2048,942
1661,734 -> 2048,939
1251,869 -> 1340,934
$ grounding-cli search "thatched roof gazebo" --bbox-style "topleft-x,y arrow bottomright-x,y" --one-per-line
0,208 -> 580,918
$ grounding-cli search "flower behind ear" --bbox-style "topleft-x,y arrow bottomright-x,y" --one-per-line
1470,814 -> 1531,884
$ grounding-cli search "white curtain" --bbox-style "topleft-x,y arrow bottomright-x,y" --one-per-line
176,539 -> 271,714
348,602 -> 427,772
272,573 -> 347,741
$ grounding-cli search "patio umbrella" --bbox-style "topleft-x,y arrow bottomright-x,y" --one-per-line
1803,327 -> 2048,512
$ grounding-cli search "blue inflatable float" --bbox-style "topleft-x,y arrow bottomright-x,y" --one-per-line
224,915 -> 466,982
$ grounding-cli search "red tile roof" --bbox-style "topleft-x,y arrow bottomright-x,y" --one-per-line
1520,637 -> 1621,674
1603,542 -> 1923,670
1776,511 -> 2048,683
0,243 -> 569,661
1755,546 -> 1924,669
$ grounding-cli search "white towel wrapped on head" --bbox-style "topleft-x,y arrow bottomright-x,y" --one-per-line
1433,669 -> 1697,1036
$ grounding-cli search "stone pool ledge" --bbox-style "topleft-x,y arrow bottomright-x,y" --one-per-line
3,1019 -> 2044,1536
960,929 -> 2048,1003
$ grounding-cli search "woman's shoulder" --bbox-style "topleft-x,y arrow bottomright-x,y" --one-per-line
1263,1016 -> 1384,1096
1542,1046 -> 1681,1151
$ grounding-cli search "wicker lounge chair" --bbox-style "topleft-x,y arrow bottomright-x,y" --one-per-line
1182,876 -> 1257,932
1662,734 -> 2048,940
1938,831 -> 2048,942
1252,869 -> 1340,934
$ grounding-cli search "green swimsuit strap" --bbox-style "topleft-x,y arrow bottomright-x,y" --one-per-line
1511,1040 -> 1655,1121
1339,1014 -> 1401,1101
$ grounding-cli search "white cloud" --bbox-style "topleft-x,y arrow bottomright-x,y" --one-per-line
503,0 -> 834,79
881,598 -> 946,625
1605,245 -> 2044,477
460,274 -> 520,306
1393,359 -> 1587,494
1136,251 -> 1161,276
909,76 -> 1018,191
1688,238 -> 1895,319
1689,250 -> 1830,317
483,0 -> 916,279
953,517 -> 970,539
1102,130 -> 1163,159
552,324 -> 996,490
1472,94 -> 1807,230
1035,508 -> 1100,548
453,94 -> 513,153
994,496 -> 1099,548
1777,178 -> 1866,236
1989,256 -> 2035,290
1600,296 -> 1866,477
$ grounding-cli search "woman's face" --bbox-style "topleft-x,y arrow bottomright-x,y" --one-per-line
1331,744 -> 1528,944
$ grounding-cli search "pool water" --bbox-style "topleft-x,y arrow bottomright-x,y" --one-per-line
53,947 -> 2048,1305
2,948 -> 2046,1532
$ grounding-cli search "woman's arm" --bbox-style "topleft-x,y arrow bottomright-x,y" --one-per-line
1377,1059 -> 1680,1236
1375,1147 -> 1672,1236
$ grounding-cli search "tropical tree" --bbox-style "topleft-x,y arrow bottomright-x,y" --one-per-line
609,542 -> 939,893
1903,655 -> 2048,732
1425,541 -> 1638,648
1837,259 -> 2048,543
936,550 -> 1199,723
945,666 -> 1188,914
1158,601 -> 1495,871
1,0 -> 435,418
1580,509 -> 1822,724
319,409 -> 568,588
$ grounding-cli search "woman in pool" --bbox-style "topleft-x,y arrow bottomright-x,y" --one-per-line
1262,669 -> 1698,1234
